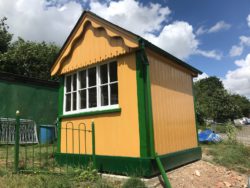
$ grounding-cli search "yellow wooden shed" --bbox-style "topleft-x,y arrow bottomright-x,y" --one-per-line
51,11 -> 202,177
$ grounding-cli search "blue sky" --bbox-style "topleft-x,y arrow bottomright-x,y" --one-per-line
0,0 -> 250,98
165,0 -> 250,76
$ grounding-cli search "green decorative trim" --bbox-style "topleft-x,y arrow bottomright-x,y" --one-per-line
136,40 -> 155,158
58,77 -> 64,117
55,153 -> 153,177
55,147 -> 201,177
57,120 -> 61,153
158,147 -> 202,172
59,108 -> 121,119
191,79 -> 199,144
136,51 -> 149,158
141,44 -> 155,158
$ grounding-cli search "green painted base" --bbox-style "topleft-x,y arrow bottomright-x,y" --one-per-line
55,147 -> 201,178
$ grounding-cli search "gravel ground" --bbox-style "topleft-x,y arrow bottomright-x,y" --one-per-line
105,160 -> 249,188
164,160 -> 248,188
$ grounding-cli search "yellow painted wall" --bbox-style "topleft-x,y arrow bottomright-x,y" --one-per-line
60,53 -> 140,157
147,50 -> 198,155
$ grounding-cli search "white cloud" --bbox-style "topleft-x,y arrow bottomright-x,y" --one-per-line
193,72 -> 209,82
223,53 -> 250,98
0,0 -> 82,45
240,35 -> 250,46
229,45 -> 243,57
208,21 -> 231,33
0,0 -> 220,60
143,21 -> 199,59
196,26 -> 206,35
229,35 -> 250,57
247,14 -> 250,28
89,0 -> 171,36
196,21 -> 231,35
196,49 -> 222,60
90,1 -> 220,60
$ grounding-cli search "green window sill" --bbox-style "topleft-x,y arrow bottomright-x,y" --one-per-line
59,108 -> 121,119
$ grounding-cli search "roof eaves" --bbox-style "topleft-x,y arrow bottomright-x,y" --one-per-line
0,71 -> 59,88
140,38 -> 202,75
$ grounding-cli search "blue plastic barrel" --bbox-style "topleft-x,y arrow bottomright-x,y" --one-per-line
40,125 -> 56,144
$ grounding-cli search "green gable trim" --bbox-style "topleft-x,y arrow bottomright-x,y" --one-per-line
136,40 -> 155,158
59,108 -> 121,120
55,147 -> 201,178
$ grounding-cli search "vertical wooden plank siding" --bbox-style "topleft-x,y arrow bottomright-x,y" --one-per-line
60,53 -> 140,157
148,51 -> 198,155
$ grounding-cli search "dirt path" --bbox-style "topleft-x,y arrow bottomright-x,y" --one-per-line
164,160 -> 248,188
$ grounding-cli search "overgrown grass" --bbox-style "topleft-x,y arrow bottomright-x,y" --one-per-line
0,168 -> 121,188
0,173 -> 73,188
0,145 -> 147,188
202,141 -> 250,174
122,177 -> 147,188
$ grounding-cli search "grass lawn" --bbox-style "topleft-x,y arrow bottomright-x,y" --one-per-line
0,145 -> 145,188
202,141 -> 250,174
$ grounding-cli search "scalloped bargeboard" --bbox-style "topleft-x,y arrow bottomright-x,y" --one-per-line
51,15 -> 139,76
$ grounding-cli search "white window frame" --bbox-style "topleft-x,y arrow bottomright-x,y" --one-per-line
63,61 -> 119,115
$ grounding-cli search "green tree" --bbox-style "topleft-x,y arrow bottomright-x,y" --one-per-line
0,37 -> 60,80
0,17 -> 13,53
194,76 -> 241,123
230,94 -> 250,117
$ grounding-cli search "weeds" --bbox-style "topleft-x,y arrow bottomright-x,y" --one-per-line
225,122 -> 237,143
202,141 -> 250,174
122,177 -> 147,188
75,162 -> 99,183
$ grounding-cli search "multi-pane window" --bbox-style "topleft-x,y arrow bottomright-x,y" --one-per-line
64,62 -> 118,113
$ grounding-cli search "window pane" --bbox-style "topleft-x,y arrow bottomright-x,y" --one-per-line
66,76 -> 71,92
100,64 -> 108,84
66,93 -> 71,111
88,67 -> 96,87
88,87 -> 97,108
72,92 -> 77,110
110,83 -> 118,105
79,90 -> 86,109
79,70 -> 86,89
109,62 -> 117,82
101,85 -> 108,106
73,74 -> 77,91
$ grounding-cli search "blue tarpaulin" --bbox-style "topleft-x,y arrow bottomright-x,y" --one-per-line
198,129 -> 222,143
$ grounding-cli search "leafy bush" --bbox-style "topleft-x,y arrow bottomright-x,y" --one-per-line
76,163 -> 99,183
122,177 -> 147,188
225,122 -> 237,143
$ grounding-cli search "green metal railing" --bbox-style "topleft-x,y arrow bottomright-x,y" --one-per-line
0,111 -> 96,174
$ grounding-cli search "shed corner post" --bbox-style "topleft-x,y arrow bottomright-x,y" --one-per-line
136,38 -> 155,158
